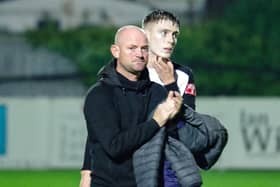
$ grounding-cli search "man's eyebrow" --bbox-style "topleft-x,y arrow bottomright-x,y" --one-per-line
159,28 -> 169,32
127,44 -> 137,47
159,28 -> 179,33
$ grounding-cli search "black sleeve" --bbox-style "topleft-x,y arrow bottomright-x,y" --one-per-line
165,67 -> 196,138
164,69 -> 196,139
182,69 -> 196,110
164,81 -> 179,92
84,88 -> 160,160
81,137 -> 91,170
164,65 -> 196,110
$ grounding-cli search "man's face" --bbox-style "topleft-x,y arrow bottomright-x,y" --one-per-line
112,29 -> 149,77
145,20 -> 179,59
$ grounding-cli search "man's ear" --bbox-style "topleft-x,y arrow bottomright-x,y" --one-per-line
110,44 -> 120,58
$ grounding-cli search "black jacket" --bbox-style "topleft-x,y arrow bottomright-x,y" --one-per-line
82,62 -> 197,171
84,59 -> 167,187
133,106 -> 228,187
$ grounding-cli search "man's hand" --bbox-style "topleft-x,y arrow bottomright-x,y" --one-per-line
152,91 -> 182,127
154,56 -> 176,85
79,170 -> 91,187
167,91 -> 182,118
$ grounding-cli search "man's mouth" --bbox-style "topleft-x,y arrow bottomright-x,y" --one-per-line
163,48 -> 173,53
134,60 -> 145,64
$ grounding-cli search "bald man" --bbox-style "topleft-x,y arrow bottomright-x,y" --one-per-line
83,25 -> 182,187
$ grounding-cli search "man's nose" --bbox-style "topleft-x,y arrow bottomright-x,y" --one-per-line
167,34 -> 175,45
135,48 -> 145,56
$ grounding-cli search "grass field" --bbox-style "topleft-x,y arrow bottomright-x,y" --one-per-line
0,170 -> 279,187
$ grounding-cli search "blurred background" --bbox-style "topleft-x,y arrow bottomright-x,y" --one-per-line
0,0 -> 279,186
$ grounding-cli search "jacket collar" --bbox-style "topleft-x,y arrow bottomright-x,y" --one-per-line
98,59 -> 151,91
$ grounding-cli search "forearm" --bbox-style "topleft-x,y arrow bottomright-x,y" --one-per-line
81,137 -> 91,170
87,117 -> 160,159
183,93 -> 196,110
164,81 -> 179,92
84,88 -> 161,160
79,170 -> 91,187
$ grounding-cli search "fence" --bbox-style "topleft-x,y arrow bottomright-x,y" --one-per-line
0,96 -> 279,169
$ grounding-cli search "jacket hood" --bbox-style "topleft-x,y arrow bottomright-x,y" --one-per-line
98,59 -> 152,92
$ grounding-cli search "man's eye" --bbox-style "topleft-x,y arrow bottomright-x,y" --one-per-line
129,46 -> 137,50
160,31 -> 167,36
142,47 -> 149,52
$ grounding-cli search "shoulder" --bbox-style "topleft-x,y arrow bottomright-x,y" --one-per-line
85,82 -> 105,96
173,62 -> 195,82
84,81 -> 114,104
173,63 -> 194,77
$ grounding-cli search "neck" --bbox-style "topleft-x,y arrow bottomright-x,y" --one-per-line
116,67 -> 139,81
147,52 -> 170,68
147,51 -> 157,68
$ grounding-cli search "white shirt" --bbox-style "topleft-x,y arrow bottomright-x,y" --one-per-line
148,68 -> 189,96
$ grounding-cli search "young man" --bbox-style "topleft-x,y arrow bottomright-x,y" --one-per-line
140,10 -> 228,187
82,25 -> 183,187
80,10 -> 228,187
143,10 -> 196,110
143,10 -> 197,187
